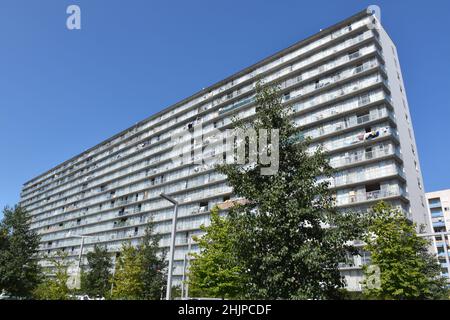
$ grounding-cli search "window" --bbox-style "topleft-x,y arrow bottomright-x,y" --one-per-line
358,93 -> 370,106
199,201 -> 208,212
357,112 -> 370,124
428,198 -> 441,206
348,50 -> 360,60
354,64 -> 363,74
135,204 -> 142,213
366,183 -> 381,193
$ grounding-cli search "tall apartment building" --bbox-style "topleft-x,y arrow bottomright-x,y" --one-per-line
19,8 -> 430,291
426,189 -> 450,278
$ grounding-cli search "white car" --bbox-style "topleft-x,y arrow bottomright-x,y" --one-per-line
0,292 -> 11,300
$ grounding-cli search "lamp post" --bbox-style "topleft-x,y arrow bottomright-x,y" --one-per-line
66,232 -> 95,289
185,236 -> 192,299
181,233 -> 192,299
160,193 -> 179,300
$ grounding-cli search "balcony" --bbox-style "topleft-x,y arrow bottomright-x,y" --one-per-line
316,126 -> 399,155
436,241 -> 449,248
336,188 -> 407,207
431,210 -> 444,218
326,165 -> 404,189
429,202 -> 442,209
330,145 -> 400,169
433,221 -> 446,228
304,109 -> 395,142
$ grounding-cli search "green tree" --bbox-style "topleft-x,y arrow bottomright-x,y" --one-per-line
362,201 -> 448,300
140,219 -> 167,300
33,251 -> 72,300
81,245 -> 112,298
189,206 -> 245,299
0,205 -> 41,298
110,244 -> 144,299
217,83 -> 365,299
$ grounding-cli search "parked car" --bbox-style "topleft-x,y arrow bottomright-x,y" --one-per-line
0,292 -> 11,300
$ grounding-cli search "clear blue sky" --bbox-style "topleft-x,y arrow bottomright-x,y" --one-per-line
1,0 -> 449,217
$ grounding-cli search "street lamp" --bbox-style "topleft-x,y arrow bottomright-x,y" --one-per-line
159,193 -> 179,300
65,232 -> 95,288
182,235 -> 193,299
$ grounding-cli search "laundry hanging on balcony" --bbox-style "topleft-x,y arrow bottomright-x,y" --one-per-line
364,130 -> 380,140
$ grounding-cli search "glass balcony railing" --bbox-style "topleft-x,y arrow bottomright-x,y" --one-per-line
295,90 -> 387,128
303,108 -> 394,141
325,164 -> 404,189
429,202 -> 442,209
436,241 -> 449,248
336,188 -> 406,206
433,222 -> 446,228
311,125 -> 397,154
329,145 -> 400,168
431,211 -> 444,218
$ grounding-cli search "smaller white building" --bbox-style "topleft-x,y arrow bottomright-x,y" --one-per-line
426,189 -> 450,278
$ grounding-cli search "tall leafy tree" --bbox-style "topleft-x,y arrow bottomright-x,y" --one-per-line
0,205 -> 41,298
33,251 -> 72,300
362,201 -> 448,300
217,83 -> 365,299
81,245 -> 112,298
110,244 -> 144,300
188,206 -> 245,299
140,219 -> 167,300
